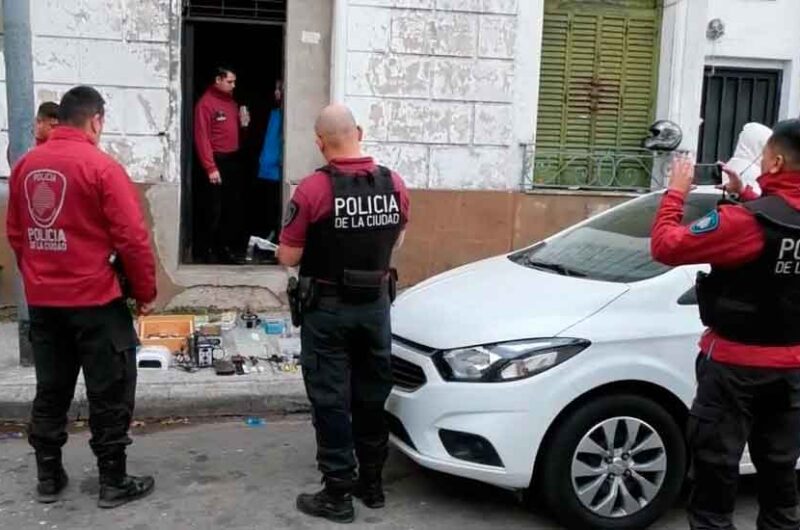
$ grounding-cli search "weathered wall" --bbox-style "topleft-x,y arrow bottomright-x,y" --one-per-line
344,0 -> 543,191
394,189 -> 630,286
0,0 -> 175,181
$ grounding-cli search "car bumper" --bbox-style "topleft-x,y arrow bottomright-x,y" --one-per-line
386,340 -> 547,490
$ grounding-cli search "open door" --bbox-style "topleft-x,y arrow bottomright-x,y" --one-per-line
180,1 -> 286,265
180,22 -> 196,264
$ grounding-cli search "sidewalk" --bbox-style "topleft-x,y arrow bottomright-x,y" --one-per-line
0,321 -> 309,421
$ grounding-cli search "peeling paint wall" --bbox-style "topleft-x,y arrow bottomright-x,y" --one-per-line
0,0 -> 174,182
344,0 -> 543,191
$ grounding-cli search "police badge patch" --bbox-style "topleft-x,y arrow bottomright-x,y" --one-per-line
690,210 -> 720,235
283,200 -> 299,227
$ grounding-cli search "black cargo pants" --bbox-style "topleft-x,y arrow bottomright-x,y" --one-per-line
300,293 -> 393,482
28,299 -> 139,462
688,353 -> 800,530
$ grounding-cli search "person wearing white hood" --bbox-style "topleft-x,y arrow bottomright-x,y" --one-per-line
720,122 -> 773,196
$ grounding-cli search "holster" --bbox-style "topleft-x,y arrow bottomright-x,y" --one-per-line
287,277 -> 302,327
110,252 -> 131,300
287,276 -> 318,327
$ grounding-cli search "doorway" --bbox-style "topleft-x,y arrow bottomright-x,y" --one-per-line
696,66 -> 782,183
180,1 -> 286,265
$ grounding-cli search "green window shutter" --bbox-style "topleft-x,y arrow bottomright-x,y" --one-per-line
534,0 -> 661,189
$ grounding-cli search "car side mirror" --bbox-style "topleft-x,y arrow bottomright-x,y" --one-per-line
677,286 -> 697,305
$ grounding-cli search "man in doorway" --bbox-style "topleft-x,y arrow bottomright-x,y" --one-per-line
278,104 -> 410,524
6,85 -> 157,508
194,66 -> 250,264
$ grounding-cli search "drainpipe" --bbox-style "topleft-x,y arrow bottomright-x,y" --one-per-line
3,0 -> 35,366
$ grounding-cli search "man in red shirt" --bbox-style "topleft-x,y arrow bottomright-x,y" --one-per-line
193,66 -> 249,264
278,104 -> 410,524
652,119 -> 800,529
6,86 -> 157,509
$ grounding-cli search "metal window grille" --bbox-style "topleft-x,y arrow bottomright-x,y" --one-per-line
182,0 -> 287,22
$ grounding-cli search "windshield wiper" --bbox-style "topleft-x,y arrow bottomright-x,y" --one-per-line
526,258 -> 586,277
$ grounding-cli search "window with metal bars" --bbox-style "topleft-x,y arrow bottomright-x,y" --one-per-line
182,0 -> 287,22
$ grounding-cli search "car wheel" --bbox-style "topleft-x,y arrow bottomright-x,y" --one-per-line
536,394 -> 686,530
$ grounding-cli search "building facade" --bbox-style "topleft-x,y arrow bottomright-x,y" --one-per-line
0,0 -> 798,310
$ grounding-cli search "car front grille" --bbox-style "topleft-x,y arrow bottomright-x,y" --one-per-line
391,355 -> 427,391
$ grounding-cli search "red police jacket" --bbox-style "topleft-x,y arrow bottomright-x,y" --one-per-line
6,127 -> 157,307
652,171 -> 800,367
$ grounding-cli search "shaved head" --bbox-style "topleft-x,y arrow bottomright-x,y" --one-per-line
314,104 -> 363,160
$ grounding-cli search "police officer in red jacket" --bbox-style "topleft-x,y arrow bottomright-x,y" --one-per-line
652,119 -> 800,530
194,66 -> 249,263
6,86 -> 157,509
278,104 -> 410,524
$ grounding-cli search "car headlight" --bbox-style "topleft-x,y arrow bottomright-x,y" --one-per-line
434,338 -> 590,382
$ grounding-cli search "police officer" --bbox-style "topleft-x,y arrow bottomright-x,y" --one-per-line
652,119 -> 800,529
6,86 -> 157,508
277,104 -> 410,524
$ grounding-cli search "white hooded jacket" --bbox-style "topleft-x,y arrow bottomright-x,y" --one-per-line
723,122 -> 772,195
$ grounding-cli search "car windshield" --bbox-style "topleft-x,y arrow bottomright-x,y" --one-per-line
509,192 -> 720,283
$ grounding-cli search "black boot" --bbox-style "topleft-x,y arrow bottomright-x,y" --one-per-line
354,467 -> 385,509
35,452 -> 68,504
296,476 -> 355,524
97,455 -> 155,509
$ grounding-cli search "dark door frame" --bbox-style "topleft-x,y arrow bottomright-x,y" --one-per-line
696,65 -> 783,183
179,15 -> 287,265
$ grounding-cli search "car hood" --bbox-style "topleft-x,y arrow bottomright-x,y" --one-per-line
392,256 -> 629,350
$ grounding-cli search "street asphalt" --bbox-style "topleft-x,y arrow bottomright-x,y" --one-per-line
0,418 -> 763,530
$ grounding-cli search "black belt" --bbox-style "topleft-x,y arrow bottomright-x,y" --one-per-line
313,277 -> 390,298
316,281 -> 340,297
213,150 -> 239,161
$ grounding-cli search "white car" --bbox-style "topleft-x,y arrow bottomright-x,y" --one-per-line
386,187 -> 732,529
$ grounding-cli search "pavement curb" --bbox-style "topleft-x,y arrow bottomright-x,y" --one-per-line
0,378 -> 310,421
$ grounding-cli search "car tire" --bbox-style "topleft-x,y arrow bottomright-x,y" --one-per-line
536,394 -> 686,530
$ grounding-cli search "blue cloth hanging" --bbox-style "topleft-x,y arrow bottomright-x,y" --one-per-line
257,108 -> 283,181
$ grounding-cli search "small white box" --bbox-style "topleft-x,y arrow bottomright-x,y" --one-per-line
137,345 -> 171,371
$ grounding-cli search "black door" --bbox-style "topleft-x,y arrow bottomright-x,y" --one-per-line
180,22 -> 196,263
696,67 -> 782,183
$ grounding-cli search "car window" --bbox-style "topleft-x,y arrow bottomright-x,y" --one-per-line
509,192 -> 720,283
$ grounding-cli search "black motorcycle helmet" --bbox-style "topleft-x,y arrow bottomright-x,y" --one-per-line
642,120 -> 683,151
